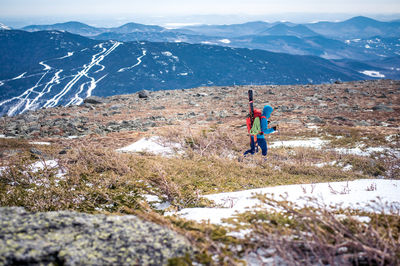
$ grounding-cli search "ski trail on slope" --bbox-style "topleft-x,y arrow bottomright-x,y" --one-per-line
44,41 -> 121,108
21,69 -> 64,113
0,64 -> 53,116
0,72 -> 28,86
11,72 -> 27,80
39,61 -> 52,71
43,44 -> 108,108
66,74 -> 107,106
57,52 -> 74,60
118,48 -> 147,72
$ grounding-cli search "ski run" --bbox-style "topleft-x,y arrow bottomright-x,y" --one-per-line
44,41 -> 121,108
118,48 -> 147,73
0,41 -> 121,115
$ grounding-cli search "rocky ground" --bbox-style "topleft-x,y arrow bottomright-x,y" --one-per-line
1,79 -> 399,146
1,79 -> 399,265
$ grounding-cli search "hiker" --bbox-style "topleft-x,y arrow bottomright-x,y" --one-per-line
244,105 -> 277,157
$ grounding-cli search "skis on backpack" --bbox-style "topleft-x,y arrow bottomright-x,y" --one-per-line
248,90 -> 258,153
248,90 -> 254,126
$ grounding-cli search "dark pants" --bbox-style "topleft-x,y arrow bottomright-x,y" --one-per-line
257,138 -> 268,156
244,137 -> 267,156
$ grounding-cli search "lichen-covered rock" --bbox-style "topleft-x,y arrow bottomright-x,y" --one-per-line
0,207 -> 193,265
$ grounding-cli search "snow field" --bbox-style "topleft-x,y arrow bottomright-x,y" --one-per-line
170,179 -> 400,224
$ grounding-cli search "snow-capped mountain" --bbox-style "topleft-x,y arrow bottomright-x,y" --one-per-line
0,30 -> 370,116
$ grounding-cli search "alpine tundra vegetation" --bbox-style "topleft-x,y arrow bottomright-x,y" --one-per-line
1,80 -> 399,265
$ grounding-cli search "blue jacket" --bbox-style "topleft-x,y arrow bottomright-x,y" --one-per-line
257,105 -> 275,139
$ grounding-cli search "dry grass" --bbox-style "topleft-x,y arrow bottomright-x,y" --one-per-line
1,124 -> 394,214
225,195 -> 400,265
1,121 -> 399,265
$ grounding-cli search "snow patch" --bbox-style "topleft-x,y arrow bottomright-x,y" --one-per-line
170,179 -> 400,224
162,51 -> 173,57
117,136 -> 181,157
0,134 -> 15,139
201,41 -> 216,45
360,70 -> 385,78
29,141 -> 51,145
219,39 -> 231,44
270,138 -> 328,149
335,146 -> 388,157
143,194 -> 171,210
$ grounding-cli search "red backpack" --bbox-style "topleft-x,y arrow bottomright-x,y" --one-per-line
246,109 -> 262,133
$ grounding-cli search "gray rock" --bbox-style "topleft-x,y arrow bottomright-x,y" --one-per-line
355,120 -> 371,126
152,106 -> 166,110
84,96 -> 107,105
307,116 -> 325,124
110,104 -> 124,110
0,207 -> 193,265
334,116 -> 348,122
372,104 -> 394,112
345,88 -> 358,94
29,148 -> 43,157
279,105 -> 293,113
138,90 -> 150,99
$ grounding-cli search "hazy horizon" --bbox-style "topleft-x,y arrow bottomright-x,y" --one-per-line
1,0 -> 400,28
1,12 -> 400,29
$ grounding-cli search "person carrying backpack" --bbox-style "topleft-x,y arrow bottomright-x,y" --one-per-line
244,105 -> 277,157
243,108 -> 262,156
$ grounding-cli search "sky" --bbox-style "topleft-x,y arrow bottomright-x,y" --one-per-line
1,0 -> 400,27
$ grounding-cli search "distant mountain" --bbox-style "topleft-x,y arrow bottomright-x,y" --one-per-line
306,16 -> 400,40
0,22 -> 11,30
175,21 -> 272,37
113,23 -> 165,34
0,30 -> 369,116
229,35 -> 374,60
344,36 -> 400,58
23,21 -> 104,36
259,24 -> 319,38
22,21 -> 166,37
20,17 -> 400,61
333,56 -> 400,80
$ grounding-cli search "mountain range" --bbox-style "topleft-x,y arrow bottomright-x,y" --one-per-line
19,16 -> 400,61
0,16 -> 399,116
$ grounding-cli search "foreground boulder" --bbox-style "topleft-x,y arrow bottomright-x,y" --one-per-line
0,207 -> 193,265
